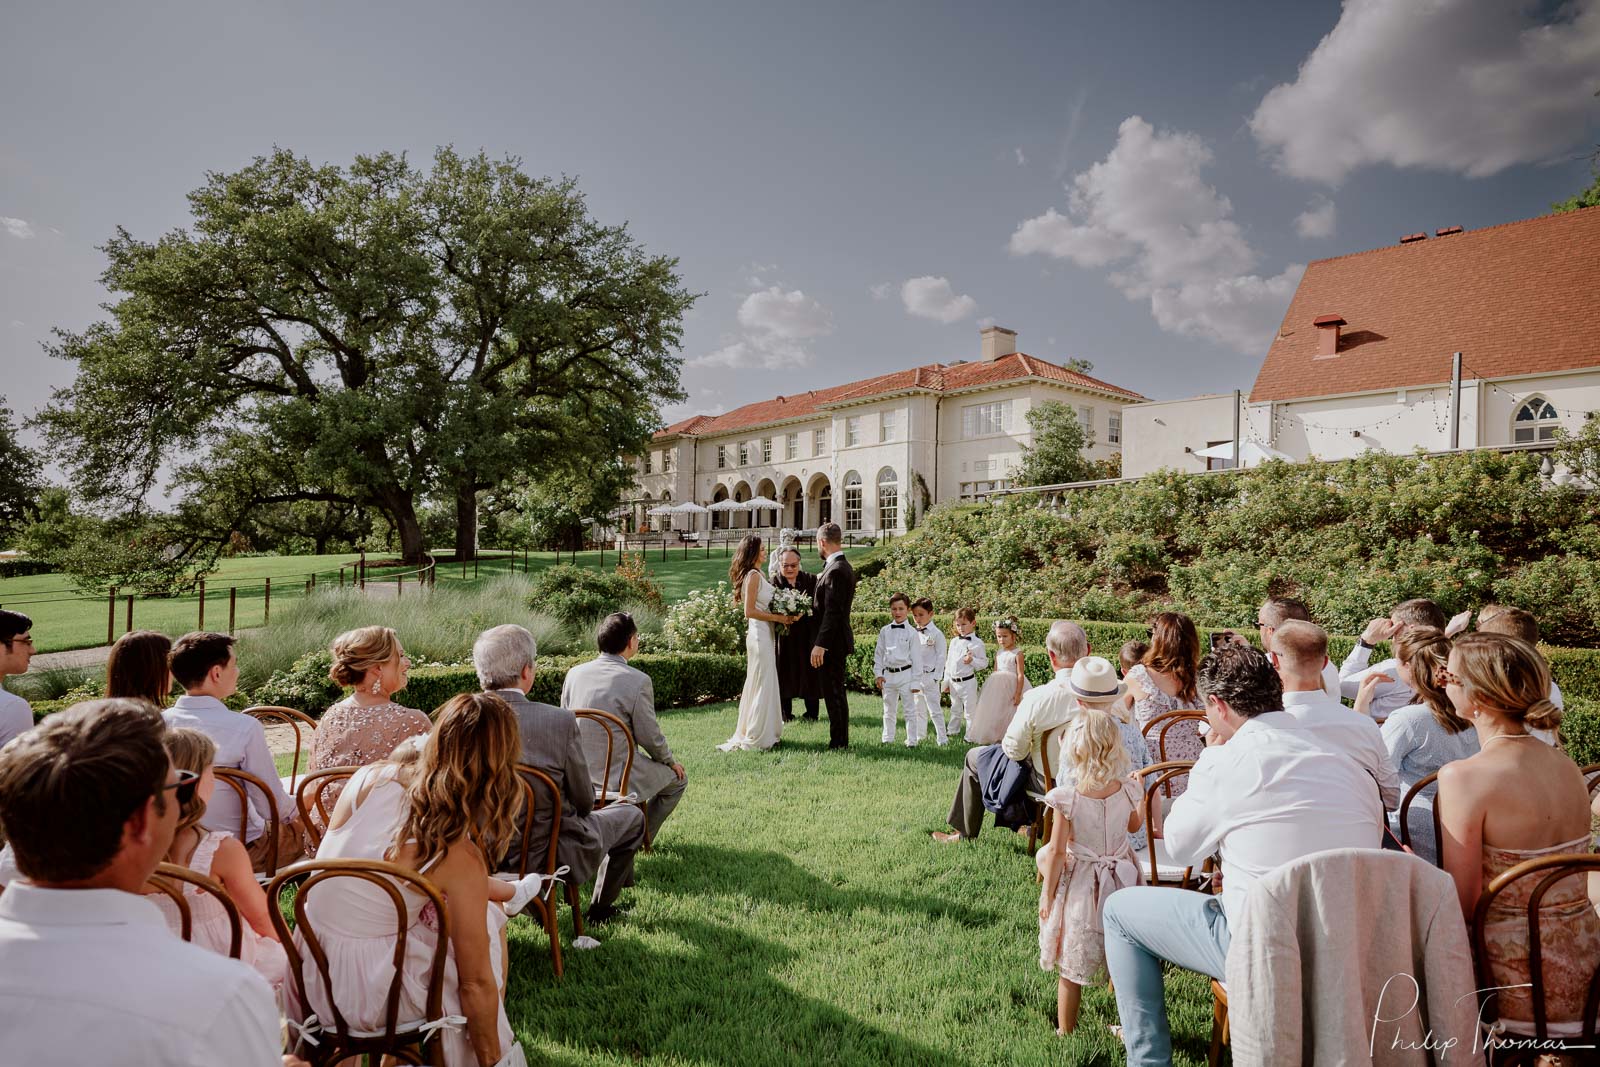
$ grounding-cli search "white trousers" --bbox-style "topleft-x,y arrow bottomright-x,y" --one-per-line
945,676 -> 979,737
881,674 -> 917,743
910,676 -> 947,745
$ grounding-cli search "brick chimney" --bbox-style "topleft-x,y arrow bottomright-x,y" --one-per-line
1399,232 -> 1427,245
980,325 -> 1017,362
1313,314 -> 1346,357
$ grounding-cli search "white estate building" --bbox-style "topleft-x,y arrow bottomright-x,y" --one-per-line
628,326 -> 1145,535
1123,209 -> 1600,477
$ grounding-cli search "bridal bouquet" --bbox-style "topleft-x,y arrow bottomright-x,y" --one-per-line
769,587 -> 813,635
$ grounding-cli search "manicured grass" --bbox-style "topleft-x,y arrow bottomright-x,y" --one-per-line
501,694 -> 1215,1067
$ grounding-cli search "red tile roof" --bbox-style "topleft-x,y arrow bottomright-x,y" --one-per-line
1250,209 -> 1600,404
655,352 -> 1145,439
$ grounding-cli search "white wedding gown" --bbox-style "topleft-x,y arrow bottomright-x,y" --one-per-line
718,572 -> 783,751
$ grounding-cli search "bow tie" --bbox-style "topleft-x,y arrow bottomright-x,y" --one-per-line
890,623 -> 905,629
916,626 -> 927,633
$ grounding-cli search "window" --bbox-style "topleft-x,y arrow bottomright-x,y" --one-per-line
1108,411 -> 1122,445
959,479 -> 1010,501
761,437 -> 773,463
643,452 -> 653,474
962,400 -> 1012,438
1513,398 -> 1560,443
973,459 -> 991,476
1205,440 -> 1237,471
876,468 -> 899,530
663,449 -> 674,473
717,446 -> 728,470
738,442 -> 750,466
846,416 -> 862,447
813,428 -> 826,455
1077,405 -> 1095,437
843,471 -> 863,531
881,409 -> 898,443
785,433 -> 799,460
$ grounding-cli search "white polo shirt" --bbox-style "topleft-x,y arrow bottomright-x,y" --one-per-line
0,882 -> 281,1066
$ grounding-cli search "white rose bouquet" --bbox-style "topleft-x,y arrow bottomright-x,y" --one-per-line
768,587 -> 813,636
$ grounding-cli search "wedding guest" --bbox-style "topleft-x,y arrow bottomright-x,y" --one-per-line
1117,639 -> 1147,678
1269,620 -> 1400,809
873,594 -> 924,746
1252,597 -> 1339,696
0,699 -> 289,1067
562,611 -> 687,843
150,727 -> 287,990
474,624 -> 645,925
942,608 -> 987,738
106,630 -> 174,706
1102,646 -> 1384,1067
301,693 -> 527,1067
1064,657 -> 1152,852
0,610 -> 34,749
1436,633 -> 1598,1034
772,547 -> 820,722
1476,604 -> 1564,709
968,616 -> 1030,744
163,632 -> 304,873
308,626 -> 431,809
1339,597 -> 1448,715
1125,613 -> 1204,784
909,598 -> 948,746
1378,627 -> 1477,864
1037,708 -> 1144,1036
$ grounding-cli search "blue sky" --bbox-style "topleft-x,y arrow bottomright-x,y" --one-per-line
3,0 -> 1597,442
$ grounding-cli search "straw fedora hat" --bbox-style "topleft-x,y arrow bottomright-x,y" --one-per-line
1067,656 -> 1127,703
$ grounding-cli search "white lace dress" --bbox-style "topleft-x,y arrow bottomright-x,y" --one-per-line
718,572 -> 784,751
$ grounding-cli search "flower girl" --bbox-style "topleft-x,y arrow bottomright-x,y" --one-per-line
967,616 -> 1029,743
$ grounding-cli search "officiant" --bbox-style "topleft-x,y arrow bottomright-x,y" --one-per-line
774,546 -> 821,722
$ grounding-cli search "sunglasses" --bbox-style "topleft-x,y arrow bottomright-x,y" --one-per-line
1436,666 -> 1462,687
159,769 -> 201,806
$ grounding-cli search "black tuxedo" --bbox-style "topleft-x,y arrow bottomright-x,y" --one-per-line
812,551 -> 857,748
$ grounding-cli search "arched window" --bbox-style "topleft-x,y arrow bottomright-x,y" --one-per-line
876,468 -> 899,531
661,491 -> 672,503
843,471 -> 863,532
1513,397 -> 1560,444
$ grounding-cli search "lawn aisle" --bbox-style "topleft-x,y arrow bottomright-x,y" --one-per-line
506,694 -> 1213,1067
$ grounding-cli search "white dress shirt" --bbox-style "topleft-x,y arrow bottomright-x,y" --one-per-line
0,883 -> 281,1067
164,695 -> 293,842
1164,711 -> 1385,924
1337,646 -> 1417,716
1318,658 -> 1341,700
944,633 -> 988,681
1280,689 -> 1401,809
0,688 -> 33,749
915,624 -> 946,683
1000,670 -> 1081,774
873,622 -> 923,682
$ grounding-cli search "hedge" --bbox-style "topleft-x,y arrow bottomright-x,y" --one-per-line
395,653 -> 746,715
0,558 -> 54,579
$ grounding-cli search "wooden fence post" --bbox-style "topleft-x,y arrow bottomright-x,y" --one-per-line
107,588 -> 117,644
396,574 -> 402,599
264,577 -> 271,625
228,587 -> 237,635
197,578 -> 205,629
124,595 -> 133,635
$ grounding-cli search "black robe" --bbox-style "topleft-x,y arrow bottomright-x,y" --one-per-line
773,568 -> 821,702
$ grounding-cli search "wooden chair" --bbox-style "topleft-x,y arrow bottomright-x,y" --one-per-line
1132,760 -> 1201,888
243,705 -> 318,791
145,861 -> 243,959
295,766 -> 360,852
1025,722 -> 1069,861
574,708 -> 651,848
1208,980 -> 1230,1067
1582,762 -> 1600,798
1469,853 -> 1600,1064
512,764 -> 570,979
1395,770 -> 1444,865
1141,710 -> 1208,767
267,858 -> 451,1066
213,767 -> 285,881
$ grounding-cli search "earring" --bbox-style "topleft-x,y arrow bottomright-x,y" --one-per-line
370,678 -> 383,696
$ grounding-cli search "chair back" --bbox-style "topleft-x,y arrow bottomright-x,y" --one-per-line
1582,762 -> 1600,799
243,705 -> 318,788
1142,710 -> 1207,765
1395,770 -> 1444,865
512,764 -> 563,880
1470,853 -> 1600,1044
296,766 -> 360,851
1134,760 -> 1199,887
145,861 -> 243,958
573,709 -> 635,800
267,858 -> 450,1062
213,768 -> 282,876
1038,722 -> 1068,790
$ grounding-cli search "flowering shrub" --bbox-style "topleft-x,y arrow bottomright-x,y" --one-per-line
662,582 -> 745,655
526,563 -> 658,623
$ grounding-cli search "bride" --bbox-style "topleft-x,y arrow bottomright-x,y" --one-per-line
718,534 -> 800,751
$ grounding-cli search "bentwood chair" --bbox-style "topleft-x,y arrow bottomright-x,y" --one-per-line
268,858 -> 451,1066
145,862 -> 243,959
1395,770 -> 1445,866
214,768 -> 286,881
573,708 -> 654,849
1141,710 -> 1208,768
295,766 -> 360,852
1025,722 -> 1069,863
1582,762 -> 1600,798
1469,853 -> 1600,1065
512,764 -> 570,978
243,705 -> 319,792
1133,760 -> 1203,889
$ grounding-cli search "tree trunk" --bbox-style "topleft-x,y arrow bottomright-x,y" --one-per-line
388,496 -> 426,564
453,481 -> 478,562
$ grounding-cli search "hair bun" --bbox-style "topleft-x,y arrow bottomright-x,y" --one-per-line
1521,698 -> 1563,733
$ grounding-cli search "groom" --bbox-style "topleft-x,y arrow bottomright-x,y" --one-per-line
809,521 -> 856,749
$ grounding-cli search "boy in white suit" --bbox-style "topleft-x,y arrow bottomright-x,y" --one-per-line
942,607 -> 987,739
873,593 -> 923,745
908,598 -> 948,746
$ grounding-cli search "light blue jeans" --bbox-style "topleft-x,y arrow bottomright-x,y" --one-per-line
1103,886 -> 1231,1067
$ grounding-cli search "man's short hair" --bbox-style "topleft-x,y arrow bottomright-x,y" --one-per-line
595,612 -> 638,655
1197,645 -> 1282,719
954,607 -> 977,623
1270,619 -> 1328,671
1260,597 -> 1311,629
168,632 -> 235,690
1477,606 -> 1538,644
473,624 -> 538,691
0,699 -> 168,882
0,609 -> 33,649
1391,598 -> 1447,630
817,521 -> 842,546
888,592 -> 910,608
911,597 -> 934,614
1046,620 -> 1089,665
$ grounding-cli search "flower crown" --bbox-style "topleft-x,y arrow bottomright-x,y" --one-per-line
994,617 -> 1021,636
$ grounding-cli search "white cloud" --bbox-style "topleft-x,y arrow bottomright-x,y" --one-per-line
901,275 -> 978,324
1294,194 -> 1338,238
1,217 -> 35,239
869,282 -> 893,301
1014,147 -> 1027,166
1009,115 -> 1303,353
687,338 -> 813,371
736,286 -> 833,340
1250,0 -> 1600,183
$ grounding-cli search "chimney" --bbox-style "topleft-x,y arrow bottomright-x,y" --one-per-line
980,325 -> 1017,362
1313,314 -> 1346,357
1435,225 -> 1463,237
1399,232 -> 1427,244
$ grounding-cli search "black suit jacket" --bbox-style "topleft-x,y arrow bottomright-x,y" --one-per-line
812,553 -> 856,655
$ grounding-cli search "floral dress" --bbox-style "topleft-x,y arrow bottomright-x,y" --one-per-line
307,697 -> 432,814
1037,779 -> 1143,984
1126,664 -> 1204,795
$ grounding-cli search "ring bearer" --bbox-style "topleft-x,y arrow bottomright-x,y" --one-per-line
874,593 -> 924,745
909,598 -> 948,746
942,607 -> 987,739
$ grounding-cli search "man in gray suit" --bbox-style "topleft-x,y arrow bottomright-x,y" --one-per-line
473,624 -> 645,925
561,612 -> 687,844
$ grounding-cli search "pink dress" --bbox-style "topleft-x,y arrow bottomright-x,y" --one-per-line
307,697 -> 432,813
1037,779 -> 1143,984
968,647 -> 1031,744
294,764 -> 513,1067
153,831 -> 289,991
1126,664 -> 1204,795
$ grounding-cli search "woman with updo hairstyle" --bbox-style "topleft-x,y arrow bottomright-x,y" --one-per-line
104,630 -> 174,707
306,626 -> 431,808
1436,632 -> 1598,1034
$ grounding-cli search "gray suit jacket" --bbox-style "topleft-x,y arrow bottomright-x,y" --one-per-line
491,688 -> 606,882
561,653 -> 678,802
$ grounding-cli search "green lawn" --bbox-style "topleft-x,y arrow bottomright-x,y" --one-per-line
495,694 -> 1214,1067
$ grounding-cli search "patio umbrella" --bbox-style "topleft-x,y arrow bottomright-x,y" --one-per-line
646,503 -> 677,516
670,501 -> 710,515
706,499 -> 749,511
745,496 -> 780,510
1192,440 -> 1292,467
